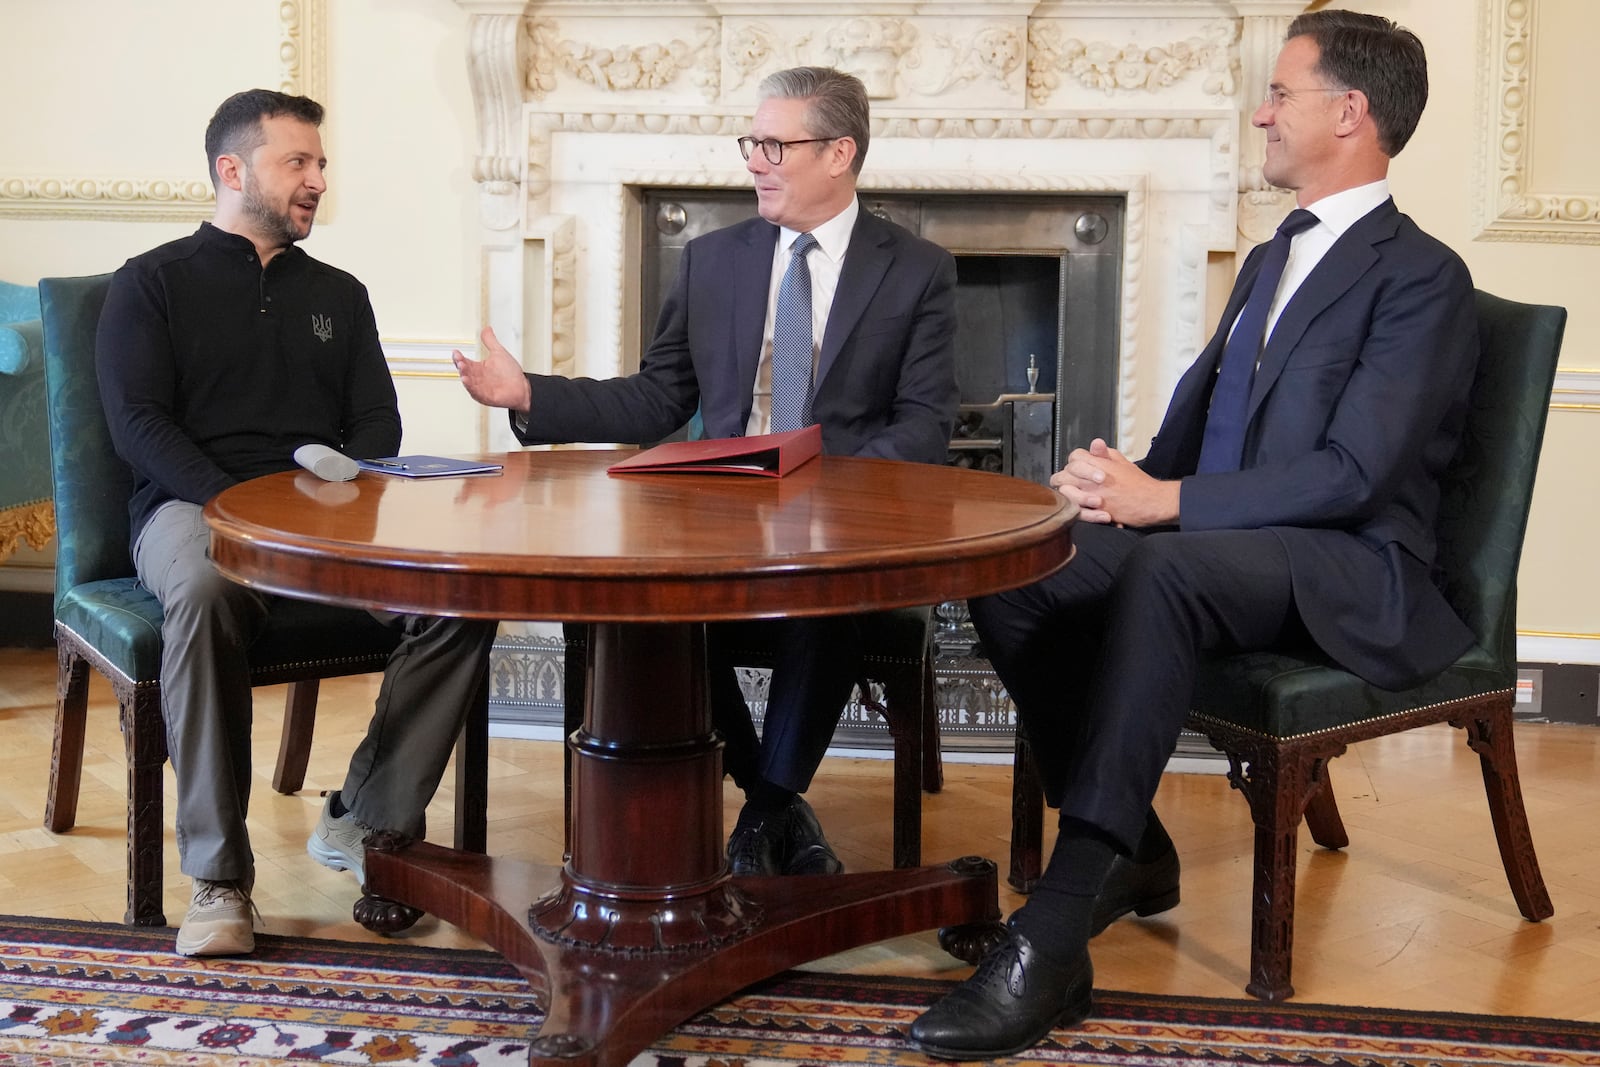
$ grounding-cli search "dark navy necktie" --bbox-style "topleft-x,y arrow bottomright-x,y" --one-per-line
1196,208 -> 1319,474
770,232 -> 818,433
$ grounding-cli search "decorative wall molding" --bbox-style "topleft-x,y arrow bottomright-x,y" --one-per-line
0,0 -> 327,222
1027,18 -> 1239,105
1476,0 -> 1600,244
1550,368 -> 1600,412
521,106 -> 1233,236
525,18 -> 721,100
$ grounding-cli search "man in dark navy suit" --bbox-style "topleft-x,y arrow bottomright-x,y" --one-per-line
910,11 -> 1478,1058
454,67 -> 958,878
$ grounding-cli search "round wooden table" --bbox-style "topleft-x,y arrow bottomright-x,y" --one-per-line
206,449 -> 1074,1067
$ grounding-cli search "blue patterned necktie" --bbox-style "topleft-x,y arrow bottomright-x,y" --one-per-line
770,232 -> 819,433
1196,208 -> 1319,474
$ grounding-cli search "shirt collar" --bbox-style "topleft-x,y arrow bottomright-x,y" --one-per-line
1301,179 -> 1390,240
780,196 -> 859,263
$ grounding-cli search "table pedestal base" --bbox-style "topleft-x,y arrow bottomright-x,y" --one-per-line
362,843 -> 997,1067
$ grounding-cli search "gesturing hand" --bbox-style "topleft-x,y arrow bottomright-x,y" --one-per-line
452,326 -> 533,414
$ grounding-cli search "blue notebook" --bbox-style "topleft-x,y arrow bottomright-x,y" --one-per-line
357,455 -> 503,478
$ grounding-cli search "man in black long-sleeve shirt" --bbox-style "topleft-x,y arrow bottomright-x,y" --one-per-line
97,89 -> 498,957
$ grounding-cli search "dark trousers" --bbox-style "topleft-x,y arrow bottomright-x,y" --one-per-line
969,522 -> 1308,851
707,615 -> 865,796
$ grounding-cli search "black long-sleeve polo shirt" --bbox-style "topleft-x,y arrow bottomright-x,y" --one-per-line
97,222 -> 401,546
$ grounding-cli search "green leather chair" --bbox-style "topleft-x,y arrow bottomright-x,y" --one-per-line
39,273 -> 490,926
0,279 -> 53,560
563,609 -> 943,869
1009,289 -> 1565,1000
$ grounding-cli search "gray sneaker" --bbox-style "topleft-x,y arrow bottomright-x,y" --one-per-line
175,874 -> 257,957
306,791 -> 374,887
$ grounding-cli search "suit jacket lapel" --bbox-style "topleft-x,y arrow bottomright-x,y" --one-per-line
817,211 -> 891,387
733,221 -> 779,409
1246,199 -> 1398,418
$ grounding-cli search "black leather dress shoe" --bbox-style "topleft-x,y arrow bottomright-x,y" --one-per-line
908,922 -> 1092,1060
1090,839 -> 1180,935
726,807 -> 784,876
780,796 -> 843,875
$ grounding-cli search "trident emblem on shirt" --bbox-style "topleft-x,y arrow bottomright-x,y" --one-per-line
311,314 -> 333,342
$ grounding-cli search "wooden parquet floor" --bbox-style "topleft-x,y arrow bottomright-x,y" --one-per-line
2,645 -> 1597,1018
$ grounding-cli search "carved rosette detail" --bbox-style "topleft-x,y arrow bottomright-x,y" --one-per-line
524,19 -> 720,101
725,23 -> 791,92
1238,189 -> 1297,247
1027,19 -> 1239,106
823,17 -> 918,98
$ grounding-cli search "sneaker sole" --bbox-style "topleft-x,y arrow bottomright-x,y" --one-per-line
175,927 -> 255,957
307,834 -> 366,887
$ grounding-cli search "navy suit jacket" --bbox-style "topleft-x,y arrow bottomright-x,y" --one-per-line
514,209 -> 959,466
1142,198 -> 1479,689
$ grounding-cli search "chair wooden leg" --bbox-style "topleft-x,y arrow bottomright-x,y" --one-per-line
452,665 -> 491,854
271,680 -> 319,795
1221,740 -> 1341,1002
1303,772 -> 1349,850
1454,696 -> 1553,922
125,683 -> 167,927
920,657 -> 943,794
879,671 -> 924,869
45,643 -> 90,833
1008,732 -> 1044,893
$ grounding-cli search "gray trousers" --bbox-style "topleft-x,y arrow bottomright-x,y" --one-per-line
134,501 -> 499,882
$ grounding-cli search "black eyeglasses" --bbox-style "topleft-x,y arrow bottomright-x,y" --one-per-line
736,136 -> 837,165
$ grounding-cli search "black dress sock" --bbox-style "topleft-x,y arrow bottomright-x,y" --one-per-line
743,778 -> 796,818
1133,808 -> 1174,863
1008,818 -> 1119,960
329,791 -> 348,819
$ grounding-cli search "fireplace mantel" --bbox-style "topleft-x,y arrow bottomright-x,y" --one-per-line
454,0 -> 1309,455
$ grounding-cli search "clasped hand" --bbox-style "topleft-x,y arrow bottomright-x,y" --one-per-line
452,326 -> 533,414
1049,438 -> 1180,527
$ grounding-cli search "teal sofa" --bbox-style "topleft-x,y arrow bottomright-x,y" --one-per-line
0,279 -> 54,560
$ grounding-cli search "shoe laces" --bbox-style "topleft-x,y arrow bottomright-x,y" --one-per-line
194,878 -> 264,925
964,930 -> 1030,1000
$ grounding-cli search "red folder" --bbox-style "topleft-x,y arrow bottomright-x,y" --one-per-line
606,424 -> 822,478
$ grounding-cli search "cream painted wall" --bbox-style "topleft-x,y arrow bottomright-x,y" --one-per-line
0,0 -> 1595,646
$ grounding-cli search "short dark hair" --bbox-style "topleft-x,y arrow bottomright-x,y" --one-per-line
1285,10 -> 1427,157
203,89 -> 325,189
757,67 -> 871,175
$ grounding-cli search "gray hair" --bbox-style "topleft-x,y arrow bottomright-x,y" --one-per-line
757,67 -> 870,175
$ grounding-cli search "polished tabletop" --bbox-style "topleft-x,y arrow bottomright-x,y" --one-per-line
206,449 -> 1076,621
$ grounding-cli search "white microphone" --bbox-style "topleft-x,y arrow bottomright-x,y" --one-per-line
293,443 -> 359,482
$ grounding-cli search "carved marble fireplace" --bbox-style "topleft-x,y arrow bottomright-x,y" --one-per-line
456,0 -> 1310,747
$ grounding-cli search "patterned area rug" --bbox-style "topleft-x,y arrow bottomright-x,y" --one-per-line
4,914 -> 1599,1066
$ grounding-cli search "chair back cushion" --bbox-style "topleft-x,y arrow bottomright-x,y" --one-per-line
39,274 -> 126,608
1433,291 -> 1567,671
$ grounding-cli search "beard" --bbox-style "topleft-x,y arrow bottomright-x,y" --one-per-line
241,171 -> 314,248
